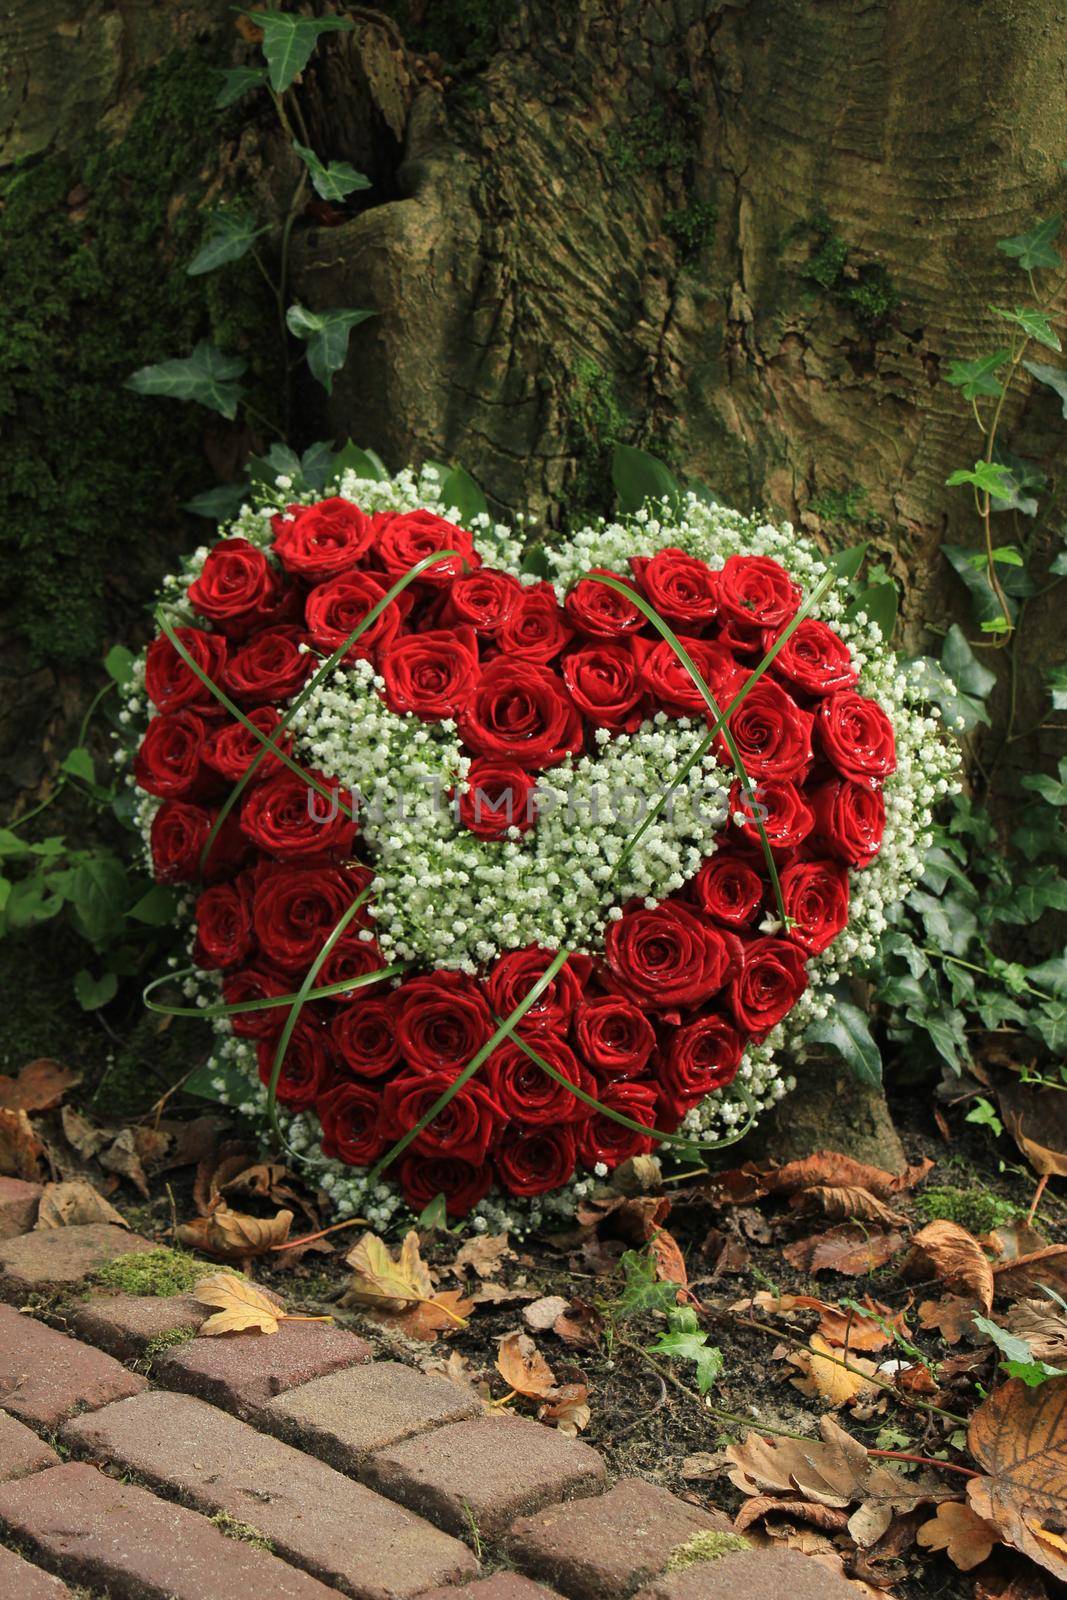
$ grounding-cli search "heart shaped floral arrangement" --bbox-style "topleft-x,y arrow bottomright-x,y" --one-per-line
119,463 -> 956,1232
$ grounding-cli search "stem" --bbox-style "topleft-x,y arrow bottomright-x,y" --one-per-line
272,1215 -> 368,1251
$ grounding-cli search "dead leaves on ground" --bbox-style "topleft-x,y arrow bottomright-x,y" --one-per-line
0,1059 -> 80,1112
176,1202 -> 294,1263
35,1179 -> 128,1229
917,1500 -> 1000,1571
192,1271 -> 333,1339
967,1375 -> 1067,1582
494,1330 -> 591,1435
343,1230 -> 474,1339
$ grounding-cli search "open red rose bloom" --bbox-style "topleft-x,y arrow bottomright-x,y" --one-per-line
135,497 -> 896,1216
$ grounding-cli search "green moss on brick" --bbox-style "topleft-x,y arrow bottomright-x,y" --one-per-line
915,1185 -> 1020,1236
93,1247 -> 206,1298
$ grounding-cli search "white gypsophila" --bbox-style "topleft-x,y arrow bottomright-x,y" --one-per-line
117,472 -> 961,1232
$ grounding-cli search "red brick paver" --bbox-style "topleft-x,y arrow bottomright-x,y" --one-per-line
0,1304 -> 146,1429
0,1461 -> 346,1599
0,1223 -> 152,1297
0,1408 -> 59,1480
363,1413 -> 608,1539
153,1318 -> 372,1418
634,1548 -> 862,1600
262,1359 -> 484,1470
0,1176 -> 41,1239
69,1291 -> 206,1360
507,1479 -> 737,1600
0,1540 -> 73,1598
62,1389 -> 479,1598
417,1576 -> 564,1600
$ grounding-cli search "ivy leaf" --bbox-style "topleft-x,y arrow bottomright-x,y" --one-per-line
943,544 -> 1030,628
614,1249 -> 680,1320
1023,359 -> 1067,418
126,342 -> 246,419
1033,1000 -> 1067,1053
215,65 -> 269,108
1027,950 -> 1067,997
943,623 -> 996,702
972,1313 -> 1066,1386
945,459 -> 1014,495
60,747 -> 95,785
245,10 -> 354,93
989,447 -> 1047,516
804,998 -> 882,1086
64,854 -> 129,948
104,645 -> 135,687
182,482 -> 249,521
649,1308 -> 723,1394
285,303 -> 374,393
1048,665 -> 1067,711
292,142 -> 370,202
1021,759 -> 1067,806
990,305 -> 1062,352
612,445 -> 681,515
440,464 -> 488,525
997,215 -> 1063,271
74,969 -> 118,1012
945,351 -> 1010,400
329,439 -> 389,486
187,209 -> 268,276
127,884 -> 180,926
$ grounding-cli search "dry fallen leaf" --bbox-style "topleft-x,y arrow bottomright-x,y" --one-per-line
59,1105 -> 108,1161
496,1330 -> 558,1398
453,1232 -> 513,1278
539,1381 -> 591,1436
994,1246 -> 1067,1303
524,1295 -> 570,1332
744,1291 -> 904,1353
919,1293 -> 988,1346
0,1058 -> 80,1113
0,1108 -> 45,1180
967,1375 -> 1067,1581
735,1495 -> 851,1536
649,1224 -> 688,1291
98,1127 -> 152,1198
916,1500 -> 1000,1571
788,1332 -> 879,1408
35,1179 -> 127,1230
783,1224 -> 907,1276
907,1220 -> 994,1313
997,1080 -> 1067,1180
552,1298 -> 604,1348
176,1203 -> 293,1262
343,1230 -> 473,1338
1002,1299 -> 1067,1362
194,1273 -> 287,1336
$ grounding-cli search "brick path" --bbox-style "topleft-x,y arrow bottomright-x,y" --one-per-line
0,1178 -> 855,1600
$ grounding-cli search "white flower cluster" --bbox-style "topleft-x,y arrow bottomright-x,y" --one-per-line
116,469 -> 960,1232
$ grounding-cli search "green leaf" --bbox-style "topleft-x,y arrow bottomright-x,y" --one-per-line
649,1312 -> 724,1395
440,464 -> 488,525
415,1193 -> 451,1232
989,447 -> 1047,516
520,543 -> 551,579
614,1249 -> 680,1320
285,303 -> 375,393
997,215 -> 1063,271
74,968 -> 118,1012
909,657 -> 989,733
187,208 -> 268,276
104,645 -> 135,686
1021,760 -> 1067,806
5,874 -> 67,929
245,9 -> 355,93
0,829 -> 32,860
805,999 -> 882,1086
1023,359 -> 1067,418
1034,999 -> 1067,1052
830,543 -> 869,583
845,580 -> 897,639
64,854 -> 129,947
292,142 -> 370,202
942,623 -> 996,702
965,1096 -> 1003,1136
944,351 -> 1010,400
1051,552 -> 1067,577
330,439 -> 388,484
126,341 -> 246,419
1028,950 -> 1067,997
127,884 -> 180,926
248,442 -> 301,495
990,305 -> 1062,351
973,1313 -> 1066,1386
215,65 -> 269,107
60,747 -> 95,784
182,482 -> 249,521
943,544 -> 1026,627
612,445 -> 681,515
945,460 -> 1014,495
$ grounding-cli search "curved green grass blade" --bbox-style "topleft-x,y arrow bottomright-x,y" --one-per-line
143,960 -> 403,1019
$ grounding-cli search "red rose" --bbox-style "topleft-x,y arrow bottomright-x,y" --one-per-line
145,628 -> 227,714
632,635 -> 743,718
317,933 -> 386,999
692,851 -> 764,927
630,547 -> 718,630
240,768 -> 356,860
380,1070 -> 500,1163
257,1019 -> 330,1111
781,857 -> 850,955
305,570 -> 406,664
440,569 -> 523,635
573,996 -> 656,1078
485,947 -> 588,1036
577,1078 -> 658,1168
253,866 -> 363,970
565,569 -> 644,638
222,966 -> 292,1038
398,1154 -> 493,1217
458,760 -> 537,839
817,691 -> 897,781
459,659 -> 584,771
810,778 -> 886,868
272,497 -> 374,579
487,1036 -> 592,1126
716,555 -> 800,635
224,626 -> 311,706
150,801 -> 244,884
605,902 -> 733,1011
659,1013 -> 744,1125
562,643 -> 643,731
376,509 -> 480,588
726,680 -> 813,781
193,881 -> 254,969
316,1081 -> 386,1166
730,937 -> 808,1035
135,712 -> 211,800
728,778 -> 814,852
380,627 -> 480,720
203,708 -> 293,784
396,972 -> 493,1075
188,538 -> 282,633
495,1124 -> 577,1195
331,992 -> 401,1078
498,583 -> 574,664
766,619 -> 857,698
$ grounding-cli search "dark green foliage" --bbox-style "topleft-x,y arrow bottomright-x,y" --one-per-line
377,0 -> 516,71
799,213 -> 899,329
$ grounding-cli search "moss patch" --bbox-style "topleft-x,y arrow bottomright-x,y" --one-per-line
563,358 -> 629,517
93,1248 -> 206,1298
798,212 -> 899,331
210,1510 -> 275,1554
915,1185 -> 1020,1236
666,1531 -> 750,1570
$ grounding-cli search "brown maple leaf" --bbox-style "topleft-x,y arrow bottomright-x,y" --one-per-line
343,1230 -> 473,1338
0,1058 -> 80,1113
916,1500 -> 1000,1571
906,1221 -> 994,1312
967,1375 -> 1067,1582
783,1224 -> 907,1276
